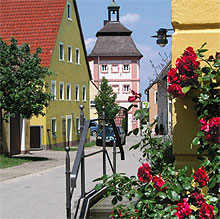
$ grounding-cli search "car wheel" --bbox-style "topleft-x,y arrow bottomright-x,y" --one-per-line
92,130 -> 97,136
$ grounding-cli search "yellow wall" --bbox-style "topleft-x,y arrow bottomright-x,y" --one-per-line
30,0 -> 90,148
171,0 -> 220,169
90,81 -> 98,120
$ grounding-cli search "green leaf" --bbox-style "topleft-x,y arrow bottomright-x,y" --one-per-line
209,177 -> 217,188
167,190 -> 180,201
200,42 -> 207,49
133,128 -> 139,135
158,192 -> 167,199
209,197 -> 218,202
94,183 -> 103,191
192,137 -> 200,145
111,196 -> 118,205
182,182 -> 192,190
182,86 -> 191,94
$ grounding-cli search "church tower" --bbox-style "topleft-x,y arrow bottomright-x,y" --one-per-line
88,0 -> 142,132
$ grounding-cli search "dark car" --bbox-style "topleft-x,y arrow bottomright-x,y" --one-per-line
96,126 -> 126,146
90,121 -> 99,136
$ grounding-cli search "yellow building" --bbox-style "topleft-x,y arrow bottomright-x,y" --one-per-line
1,0 -> 91,153
171,0 -> 220,168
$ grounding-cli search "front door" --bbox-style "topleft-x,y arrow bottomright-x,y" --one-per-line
30,126 -> 41,149
10,116 -> 21,155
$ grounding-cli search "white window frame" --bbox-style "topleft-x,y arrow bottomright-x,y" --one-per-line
75,48 -> 80,65
101,64 -> 107,73
59,82 -> 64,100
51,117 -> 57,138
66,115 -> 73,141
51,80 -> 56,100
123,85 -> 130,93
75,84 -> 79,101
76,117 -> 80,135
66,83 -> 71,100
67,45 -> 72,63
59,42 -> 64,61
67,2 -> 72,20
123,64 -> 130,72
82,85 -> 86,102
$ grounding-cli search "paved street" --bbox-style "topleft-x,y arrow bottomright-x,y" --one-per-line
0,136 -> 143,219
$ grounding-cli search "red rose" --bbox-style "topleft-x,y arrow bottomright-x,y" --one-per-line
137,163 -> 151,183
128,96 -> 137,102
193,166 -> 209,187
189,190 -> 206,207
168,84 -> 185,98
199,203 -> 216,219
175,199 -> 191,218
168,68 -> 179,82
152,174 -> 167,192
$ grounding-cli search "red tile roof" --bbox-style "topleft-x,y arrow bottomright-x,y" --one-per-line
0,0 -> 66,67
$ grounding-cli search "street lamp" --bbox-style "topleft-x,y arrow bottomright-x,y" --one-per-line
151,28 -> 173,47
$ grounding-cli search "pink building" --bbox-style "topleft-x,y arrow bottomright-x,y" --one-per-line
88,0 -> 142,132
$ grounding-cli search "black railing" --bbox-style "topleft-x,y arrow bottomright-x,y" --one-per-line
65,106 -> 125,218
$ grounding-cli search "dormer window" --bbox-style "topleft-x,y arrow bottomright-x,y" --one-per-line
67,2 -> 72,20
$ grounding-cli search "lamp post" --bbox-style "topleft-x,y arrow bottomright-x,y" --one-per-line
151,28 -> 173,47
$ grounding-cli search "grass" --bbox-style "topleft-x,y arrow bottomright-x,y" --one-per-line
0,154 -> 49,169
51,141 -> 96,151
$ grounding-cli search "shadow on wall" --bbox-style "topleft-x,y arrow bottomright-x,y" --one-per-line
173,91 -> 200,156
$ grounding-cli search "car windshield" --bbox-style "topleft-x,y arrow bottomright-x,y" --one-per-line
98,126 -> 120,135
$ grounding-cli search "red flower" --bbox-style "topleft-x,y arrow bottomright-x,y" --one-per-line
199,203 -> 216,219
189,190 -> 206,207
168,84 -> 185,98
200,117 -> 220,144
128,90 -> 141,102
168,68 -> 179,82
175,199 -> 191,218
137,163 -> 151,183
152,174 -> 167,192
193,166 -> 209,187
176,47 -> 200,73
128,96 -> 137,102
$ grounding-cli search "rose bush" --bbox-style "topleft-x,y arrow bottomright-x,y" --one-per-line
94,45 -> 219,218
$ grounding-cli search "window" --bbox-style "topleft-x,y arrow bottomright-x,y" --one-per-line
123,64 -> 129,72
67,2 -> 72,20
66,83 -> 71,100
90,100 -> 95,107
123,85 -> 130,93
76,48 -> 80,64
61,117 -> 66,137
68,45 -> 72,62
59,42 -> 64,61
59,82 -> 64,100
112,64 -> 119,73
66,116 -> 72,141
75,84 -> 79,101
154,91 -> 158,104
51,118 -> 56,138
101,64 -> 107,73
76,117 -> 80,135
112,85 -> 119,94
82,86 -> 86,101
51,80 -> 56,100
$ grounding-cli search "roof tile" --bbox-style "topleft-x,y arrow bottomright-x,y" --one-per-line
0,0 -> 66,67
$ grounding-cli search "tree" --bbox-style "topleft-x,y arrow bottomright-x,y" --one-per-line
94,77 -> 119,120
0,38 -> 53,120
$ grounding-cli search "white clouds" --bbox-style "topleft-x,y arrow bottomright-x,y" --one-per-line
120,13 -> 140,25
85,37 -> 96,52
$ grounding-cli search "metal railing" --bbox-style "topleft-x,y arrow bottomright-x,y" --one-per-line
65,106 -> 125,219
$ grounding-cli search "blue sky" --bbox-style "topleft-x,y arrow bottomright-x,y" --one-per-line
77,0 -> 172,99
